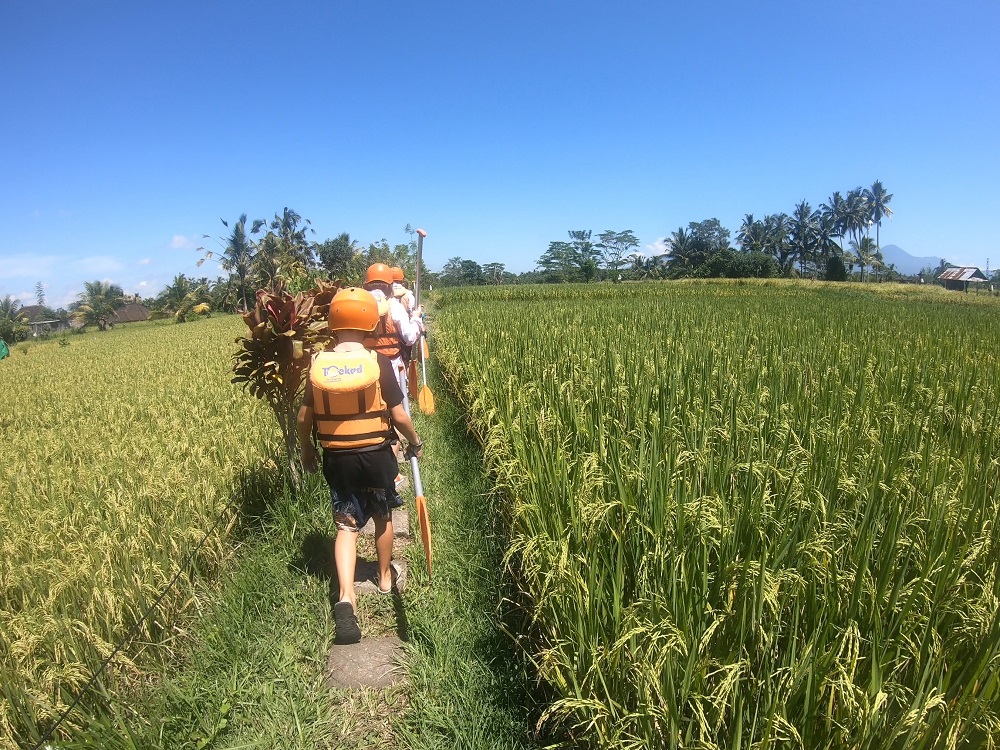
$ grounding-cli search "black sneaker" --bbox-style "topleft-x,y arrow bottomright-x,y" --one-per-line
334,601 -> 362,644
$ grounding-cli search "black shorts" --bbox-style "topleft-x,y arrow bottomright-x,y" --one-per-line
322,444 -> 402,532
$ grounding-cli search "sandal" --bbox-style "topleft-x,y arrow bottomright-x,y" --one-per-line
376,562 -> 397,594
334,601 -> 362,644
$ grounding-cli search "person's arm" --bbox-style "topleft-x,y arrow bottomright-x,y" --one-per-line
297,387 -> 319,473
389,403 -> 423,458
390,299 -> 421,345
377,353 -> 424,457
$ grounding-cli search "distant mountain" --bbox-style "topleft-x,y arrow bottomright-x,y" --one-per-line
878,244 -> 941,276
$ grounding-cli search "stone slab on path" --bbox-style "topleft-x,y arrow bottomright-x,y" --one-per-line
353,559 -> 407,595
359,507 -> 410,538
326,636 -> 406,689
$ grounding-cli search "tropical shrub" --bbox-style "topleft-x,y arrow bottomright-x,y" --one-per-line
231,279 -> 339,486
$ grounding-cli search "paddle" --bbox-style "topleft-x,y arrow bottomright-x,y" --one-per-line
400,240 -> 433,577
413,229 -> 435,414
417,330 -> 435,414
408,450 -> 433,579
407,358 -> 418,399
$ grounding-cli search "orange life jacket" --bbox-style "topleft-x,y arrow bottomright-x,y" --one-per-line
364,302 -> 403,359
310,349 -> 391,450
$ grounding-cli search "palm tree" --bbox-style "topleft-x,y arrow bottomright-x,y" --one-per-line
270,207 -> 314,266
764,213 -> 794,274
628,253 -> 646,276
816,213 -> 841,259
788,201 -> 820,276
253,231 -> 283,290
156,274 -> 194,313
0,295 -> 22,323
820,192 -> 848,255
74,281 -> 125,330
845,188 -> 871,250
872,249 -> 885,282
665,227 -> 695,276
737,214 -> 764,254
1,295 -> 26,344
221,214 -> 256,312
260,208 -> 315,286
849,238 -> 879,282
199,215 -> 259,312
868,180 -> 893,251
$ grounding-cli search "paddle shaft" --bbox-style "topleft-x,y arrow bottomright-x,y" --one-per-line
420,335 -> 428,385
409,454 -> 424,498
401,345 -> 424,495
414,230 -> 425,306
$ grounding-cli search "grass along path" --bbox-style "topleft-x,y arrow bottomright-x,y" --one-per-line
395,352 -> 537,749
61,464 -> 402,750
60,352 -> 536,748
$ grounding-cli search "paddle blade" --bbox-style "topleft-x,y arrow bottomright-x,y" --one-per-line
407,359 -> 418,398
418,384 -> 436,415
415,494 -> 433,578
421,336 -> 430,359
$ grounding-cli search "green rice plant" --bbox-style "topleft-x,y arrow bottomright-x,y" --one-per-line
0,316 -> 274,749
434,281 -> 1000,749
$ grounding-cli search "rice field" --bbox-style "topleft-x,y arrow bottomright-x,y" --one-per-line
0,317 -> 273,749
433,280 -> 1000,749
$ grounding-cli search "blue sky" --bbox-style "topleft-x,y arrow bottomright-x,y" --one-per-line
2,0 -> 998,307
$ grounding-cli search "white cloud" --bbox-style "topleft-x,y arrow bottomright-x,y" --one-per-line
57,291 -> 78,307
129,279 -> 158,298
642,237 -> 670,257
0,253 -> 61,279
171,235 -> 196,249
139,258 -> 152,265
72,256 -> 125,275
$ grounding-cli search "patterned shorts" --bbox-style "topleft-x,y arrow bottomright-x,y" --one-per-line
322,444 -> 403,532
331,486 -> 403,532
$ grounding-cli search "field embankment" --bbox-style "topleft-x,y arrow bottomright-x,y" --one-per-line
433,280 -> 1000,748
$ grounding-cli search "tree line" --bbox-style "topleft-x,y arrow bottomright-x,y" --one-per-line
432,230 -> 642,287
433,181 -> 980,287
1,186 -> 991,344
1,208 -> 433,342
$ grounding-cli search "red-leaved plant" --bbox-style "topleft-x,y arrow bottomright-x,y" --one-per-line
232,278 -> 339,486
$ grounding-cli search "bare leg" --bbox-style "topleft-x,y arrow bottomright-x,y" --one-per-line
335,528 -> 359,607
374,516 -> 394,592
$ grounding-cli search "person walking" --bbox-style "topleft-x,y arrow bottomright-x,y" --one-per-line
363,263 -> 422,410
297,287 -> 424,644
390,266 -> 416,314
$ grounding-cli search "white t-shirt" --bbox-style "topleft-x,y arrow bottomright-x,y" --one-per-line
392,283 -> 416,314
370,288 -> 422,344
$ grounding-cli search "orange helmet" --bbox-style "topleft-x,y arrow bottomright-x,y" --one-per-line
365,263 -> 394,285
328,287 -> 379,332
390,266 -> 405,282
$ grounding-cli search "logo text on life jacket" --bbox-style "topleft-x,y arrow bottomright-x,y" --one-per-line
323,363 -> 364,379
